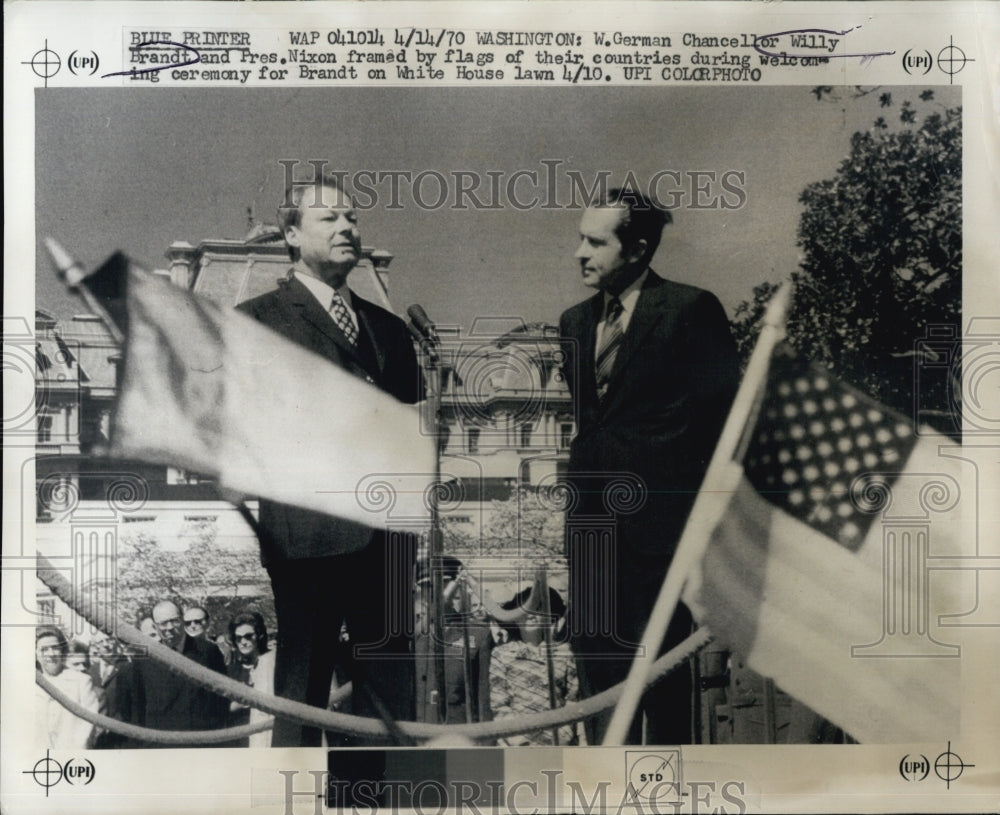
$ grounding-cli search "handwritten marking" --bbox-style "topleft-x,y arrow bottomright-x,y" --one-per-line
754,27 -> 895,63
101,40 -> 201,79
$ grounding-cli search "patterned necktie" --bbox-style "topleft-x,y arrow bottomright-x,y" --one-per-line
329,291 -> 358,346
595,296 -> 624,400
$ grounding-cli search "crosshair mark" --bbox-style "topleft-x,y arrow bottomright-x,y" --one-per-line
934,741 -> 974,789
938,36 -> 973,84
23,40 -> 60,87
23,751 -> 63,797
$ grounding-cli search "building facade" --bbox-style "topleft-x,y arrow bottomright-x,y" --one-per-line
35,225 -> 576,635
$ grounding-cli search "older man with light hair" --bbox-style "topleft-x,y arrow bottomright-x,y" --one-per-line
128,599 -> 228,747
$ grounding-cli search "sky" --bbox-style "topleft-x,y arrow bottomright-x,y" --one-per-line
34,85 -> 959,332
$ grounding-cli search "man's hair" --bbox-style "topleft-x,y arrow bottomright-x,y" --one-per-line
152,599 -> 180,621
36,626 -> 69,673
68,639 -> 91,667
184,605 -> 208,620
36,626 -> 68,651
594,187 -> 672,265
278,170 -> 349,260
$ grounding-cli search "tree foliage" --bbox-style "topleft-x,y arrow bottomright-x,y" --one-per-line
115,520 -> 273,634
446,487 -> 565,569
731,91 -> 961,434
731,280 -> 782,364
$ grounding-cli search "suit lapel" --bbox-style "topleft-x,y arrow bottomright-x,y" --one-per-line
352,295 -> 386,376
578,294 -> 603,401
279,273 -> 366,365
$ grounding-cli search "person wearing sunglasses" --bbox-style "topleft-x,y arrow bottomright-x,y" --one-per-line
227,611 -> 275,748
184,606 -> 234,666
182,607 -> 210,641
128,599 -> 229,746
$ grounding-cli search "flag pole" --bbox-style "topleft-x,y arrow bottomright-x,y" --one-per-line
412,329 -> 449,724
44,238 -> 125,344
602,282 -> 793,746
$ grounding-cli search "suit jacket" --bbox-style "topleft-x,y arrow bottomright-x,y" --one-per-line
89,659 -> 135,749
237,272 -> 423,563
130,635 -> 228,738
559,271 -> 740,568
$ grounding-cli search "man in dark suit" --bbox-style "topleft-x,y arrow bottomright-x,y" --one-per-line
87,633 -> 134,749
559,189 -> 740,745
237,172 -> 421,746
130,600 -> 228,746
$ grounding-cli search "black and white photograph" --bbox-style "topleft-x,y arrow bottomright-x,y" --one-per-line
3,2 -> 998,814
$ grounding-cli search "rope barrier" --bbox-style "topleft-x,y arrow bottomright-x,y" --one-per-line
37,554 -> 712,743
37,672 -> 273,745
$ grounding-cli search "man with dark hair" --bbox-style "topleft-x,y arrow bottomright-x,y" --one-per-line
559,188 -> 740,745
237,170 -> 421,746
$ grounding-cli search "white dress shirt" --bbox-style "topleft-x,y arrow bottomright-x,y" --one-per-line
294,271 -> 359,336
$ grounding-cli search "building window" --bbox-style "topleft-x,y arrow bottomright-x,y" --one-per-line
37,599 -> 56,621
520,422 -> 533,448
467,428 -> 480,455
167,467 -> 214,485
560,423 -> 574,449
37,412 -> 54,443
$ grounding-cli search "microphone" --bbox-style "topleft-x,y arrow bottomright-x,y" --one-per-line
406,321 -> 424,344
407,304 -> 440,345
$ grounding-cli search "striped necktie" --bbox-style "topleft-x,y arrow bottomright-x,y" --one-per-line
329,291 -> 358,346
595,296 -> 624,400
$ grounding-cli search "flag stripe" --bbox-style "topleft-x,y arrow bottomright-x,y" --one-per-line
114,278 -> 227,470
703,470 -> 960,742
684,322 -> 967,745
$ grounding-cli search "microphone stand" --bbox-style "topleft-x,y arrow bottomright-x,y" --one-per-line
411,323 -> 448,725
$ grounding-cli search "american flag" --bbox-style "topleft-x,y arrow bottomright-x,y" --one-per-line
743,345 -> 918,551
696,342 -> 963,742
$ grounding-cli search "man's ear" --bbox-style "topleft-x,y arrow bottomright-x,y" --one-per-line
284,225 -> 301,250
628,238 -> 648,265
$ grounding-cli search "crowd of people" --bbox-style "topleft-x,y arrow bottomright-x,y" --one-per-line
35,603 -> 277,749
36,570 -> 582,748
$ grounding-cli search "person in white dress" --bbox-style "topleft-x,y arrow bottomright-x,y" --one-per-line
227,611 -> 276,748
35,627 -> 100,750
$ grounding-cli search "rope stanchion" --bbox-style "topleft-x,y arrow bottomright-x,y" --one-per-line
36,554 -> 712,743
